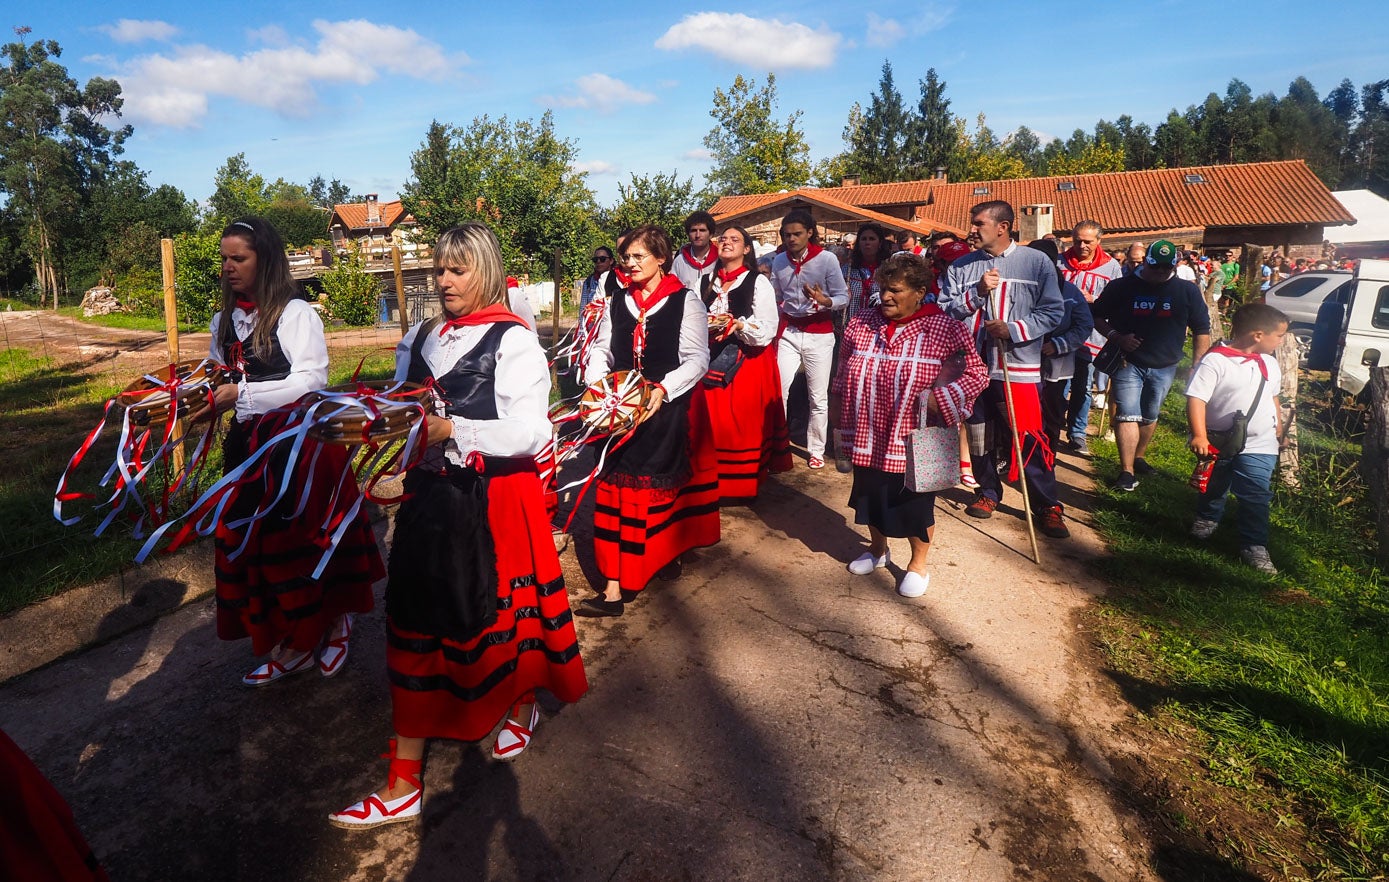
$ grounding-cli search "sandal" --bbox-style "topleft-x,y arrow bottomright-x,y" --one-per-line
241,646 -> 316,687
491,701 -> 541,761
328,739 -> 423,830
318,614 -> 353,678
959,460 -> 980,489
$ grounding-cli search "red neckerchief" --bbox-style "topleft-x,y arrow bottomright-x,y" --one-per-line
681,245 -> 717,271
787,243 -> 824,276
882,303 -> 940,343
235,297 -> 257,312
629,274 -> 685,369
613,266 -> 631,285
1064,248 -> 1111,273
1207,344 -> 1269,379
437,303 -> 528,335
716,265 -> 748,287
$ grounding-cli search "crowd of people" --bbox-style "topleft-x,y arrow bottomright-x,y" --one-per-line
9,198 -> 1294,857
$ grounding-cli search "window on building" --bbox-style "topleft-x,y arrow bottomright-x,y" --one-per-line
1184,173 -> 1206,184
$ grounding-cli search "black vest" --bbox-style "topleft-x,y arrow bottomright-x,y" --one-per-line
407,318 -> 514,419
610,285 -> 688,384
219,314 -> 291,382
701,270 -> 758,361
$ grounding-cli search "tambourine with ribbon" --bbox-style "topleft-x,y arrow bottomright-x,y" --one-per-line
54,358 -> 232,535
117,359 -> 231,426
542,370 -> 657,532
299,380 -> 432,445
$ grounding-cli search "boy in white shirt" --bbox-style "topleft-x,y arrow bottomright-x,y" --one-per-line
1185,303 -> 1289,574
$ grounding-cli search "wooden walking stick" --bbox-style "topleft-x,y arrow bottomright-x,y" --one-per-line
988,275 -> 1041,565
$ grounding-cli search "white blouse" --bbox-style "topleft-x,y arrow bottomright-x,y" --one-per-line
706,272 -> 779,348
583,284 -> 709,400
209,299 -> 329,423
394,320 -> 552,469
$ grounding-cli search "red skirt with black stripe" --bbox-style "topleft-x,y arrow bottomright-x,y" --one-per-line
215,417 -> 381,657
387,468 -> 587,741
594,389 -> 722,591
702,344 -> 792,503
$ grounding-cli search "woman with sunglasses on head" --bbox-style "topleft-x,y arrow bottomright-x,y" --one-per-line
207,216 -> 382,687
577,224 -> 720,617
330,223 -> 587,829
701,225 -> 792,503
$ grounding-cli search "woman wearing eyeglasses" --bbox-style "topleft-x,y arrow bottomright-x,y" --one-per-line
702,225 -> 792,502
577,224 -> 720,617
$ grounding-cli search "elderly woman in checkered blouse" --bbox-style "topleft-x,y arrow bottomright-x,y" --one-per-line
831,253 -> 989,598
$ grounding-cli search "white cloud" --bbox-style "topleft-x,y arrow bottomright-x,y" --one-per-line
655,13 -> 840,69
682,147 -> 713,161
99,19 -> 179,44
544,74 -> 656,114
865,13 -> 905,48
246,25 -> 290,47
571,160 -> 618,176
113,19 -> 465,128
914,2 -> 956,34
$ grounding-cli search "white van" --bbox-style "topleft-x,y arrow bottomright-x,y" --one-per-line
1308,258 -> 1389,397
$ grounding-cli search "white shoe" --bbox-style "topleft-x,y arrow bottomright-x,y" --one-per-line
848,549 -> 890,575
1240,545 -> 1278,575
1190,519 -> 1219,540
897,571 -> 930,598
241,647 -> 316,687
328,788 -> 422,829
318,614 -> 353,678
491,702 -> 541,761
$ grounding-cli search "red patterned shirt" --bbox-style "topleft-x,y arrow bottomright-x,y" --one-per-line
833,310 -> 989,473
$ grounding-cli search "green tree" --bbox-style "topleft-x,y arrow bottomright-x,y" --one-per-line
307,175 -> 357,209
1005,126 -> 1044,175
1325,78 -> 1359,184
172,230 -> 222,329
1048,139 -> 1126,175
843,61 -> 910,183
0,30 -> 131,307
957,114 -> 1027,181
602,171 -> 697,246
208,153 -> 269,225
1272,77 -> 1342,183
701,74 -> 811,196
1154,109 -> 1201,168
400,112 -> 602,281
263,178 -> 328,247
319,244 -> 380,326
905,68 -> 956,180
1355,80 -> 1389,196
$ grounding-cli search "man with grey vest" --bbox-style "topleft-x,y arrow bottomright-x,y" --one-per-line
940,201 -> 1069,538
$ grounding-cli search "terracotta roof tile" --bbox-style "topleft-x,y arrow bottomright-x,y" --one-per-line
711,161 -> 1351,240
331,200 -> 416,232
710,188 -> 967,238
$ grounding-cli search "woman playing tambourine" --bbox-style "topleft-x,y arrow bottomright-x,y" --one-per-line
330,223 -> 587,829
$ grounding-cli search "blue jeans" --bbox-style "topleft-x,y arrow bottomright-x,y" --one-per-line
1196,452 -> 1277,546
1110,362 -> 1179,424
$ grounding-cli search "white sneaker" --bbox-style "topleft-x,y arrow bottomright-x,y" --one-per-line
848,550 -> 890,575
1190,518 -> 1219,540
897,571 -> 930,598
1240,545 -> 1278,575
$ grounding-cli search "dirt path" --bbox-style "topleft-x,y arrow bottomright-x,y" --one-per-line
0,437 -> 1175,881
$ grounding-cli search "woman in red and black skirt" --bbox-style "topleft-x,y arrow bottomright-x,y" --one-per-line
330,223 -> 587,829
207,217 -> 381,686
701,224 -> 791,503
577,224 -> 720,617
833,253 -> 988,598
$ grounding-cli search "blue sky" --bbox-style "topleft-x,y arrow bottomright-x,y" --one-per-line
15,1 -> 1389,207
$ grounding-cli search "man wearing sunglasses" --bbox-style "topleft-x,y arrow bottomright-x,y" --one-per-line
581,246 -> 616,311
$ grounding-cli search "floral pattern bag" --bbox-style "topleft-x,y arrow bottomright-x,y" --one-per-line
904,424 -> 959,493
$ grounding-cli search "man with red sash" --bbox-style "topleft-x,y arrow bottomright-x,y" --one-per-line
672,210 -> 719,291
1058,220 -> 1123,454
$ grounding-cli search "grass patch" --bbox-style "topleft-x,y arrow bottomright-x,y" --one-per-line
0,344 -> 403,617
55,306 -> 202,334
1088,368 -> 1389,878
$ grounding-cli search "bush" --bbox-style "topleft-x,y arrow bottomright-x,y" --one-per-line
113,266 -> 164,317
172,231 -> 223,329
320,247 -> 382,327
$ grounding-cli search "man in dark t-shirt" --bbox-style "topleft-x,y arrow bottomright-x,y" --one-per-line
1093,240 -> 1211,491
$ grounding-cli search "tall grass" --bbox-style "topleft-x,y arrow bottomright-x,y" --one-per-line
1088,372 -> 1389,877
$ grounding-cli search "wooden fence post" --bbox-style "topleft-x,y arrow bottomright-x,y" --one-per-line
391,245 -> 408,334
551,248 -> 563,386
1276,328 -> 1300,486
160,238 -> 185,472
1362,366 -> 1389,568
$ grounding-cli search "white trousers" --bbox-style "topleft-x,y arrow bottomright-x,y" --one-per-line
777,327 -> 836,458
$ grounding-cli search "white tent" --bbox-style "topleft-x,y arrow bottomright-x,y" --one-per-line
1331,190 -> 1389,244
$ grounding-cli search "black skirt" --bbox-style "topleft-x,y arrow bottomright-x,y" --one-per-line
848,466 -> 936,540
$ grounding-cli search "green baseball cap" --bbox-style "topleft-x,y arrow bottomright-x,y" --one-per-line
1146,240 -> 1178,267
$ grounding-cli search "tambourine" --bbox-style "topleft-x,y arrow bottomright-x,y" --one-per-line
116,359 -> 229,426
572,370 -> 655,436
300,380 -> 432,444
